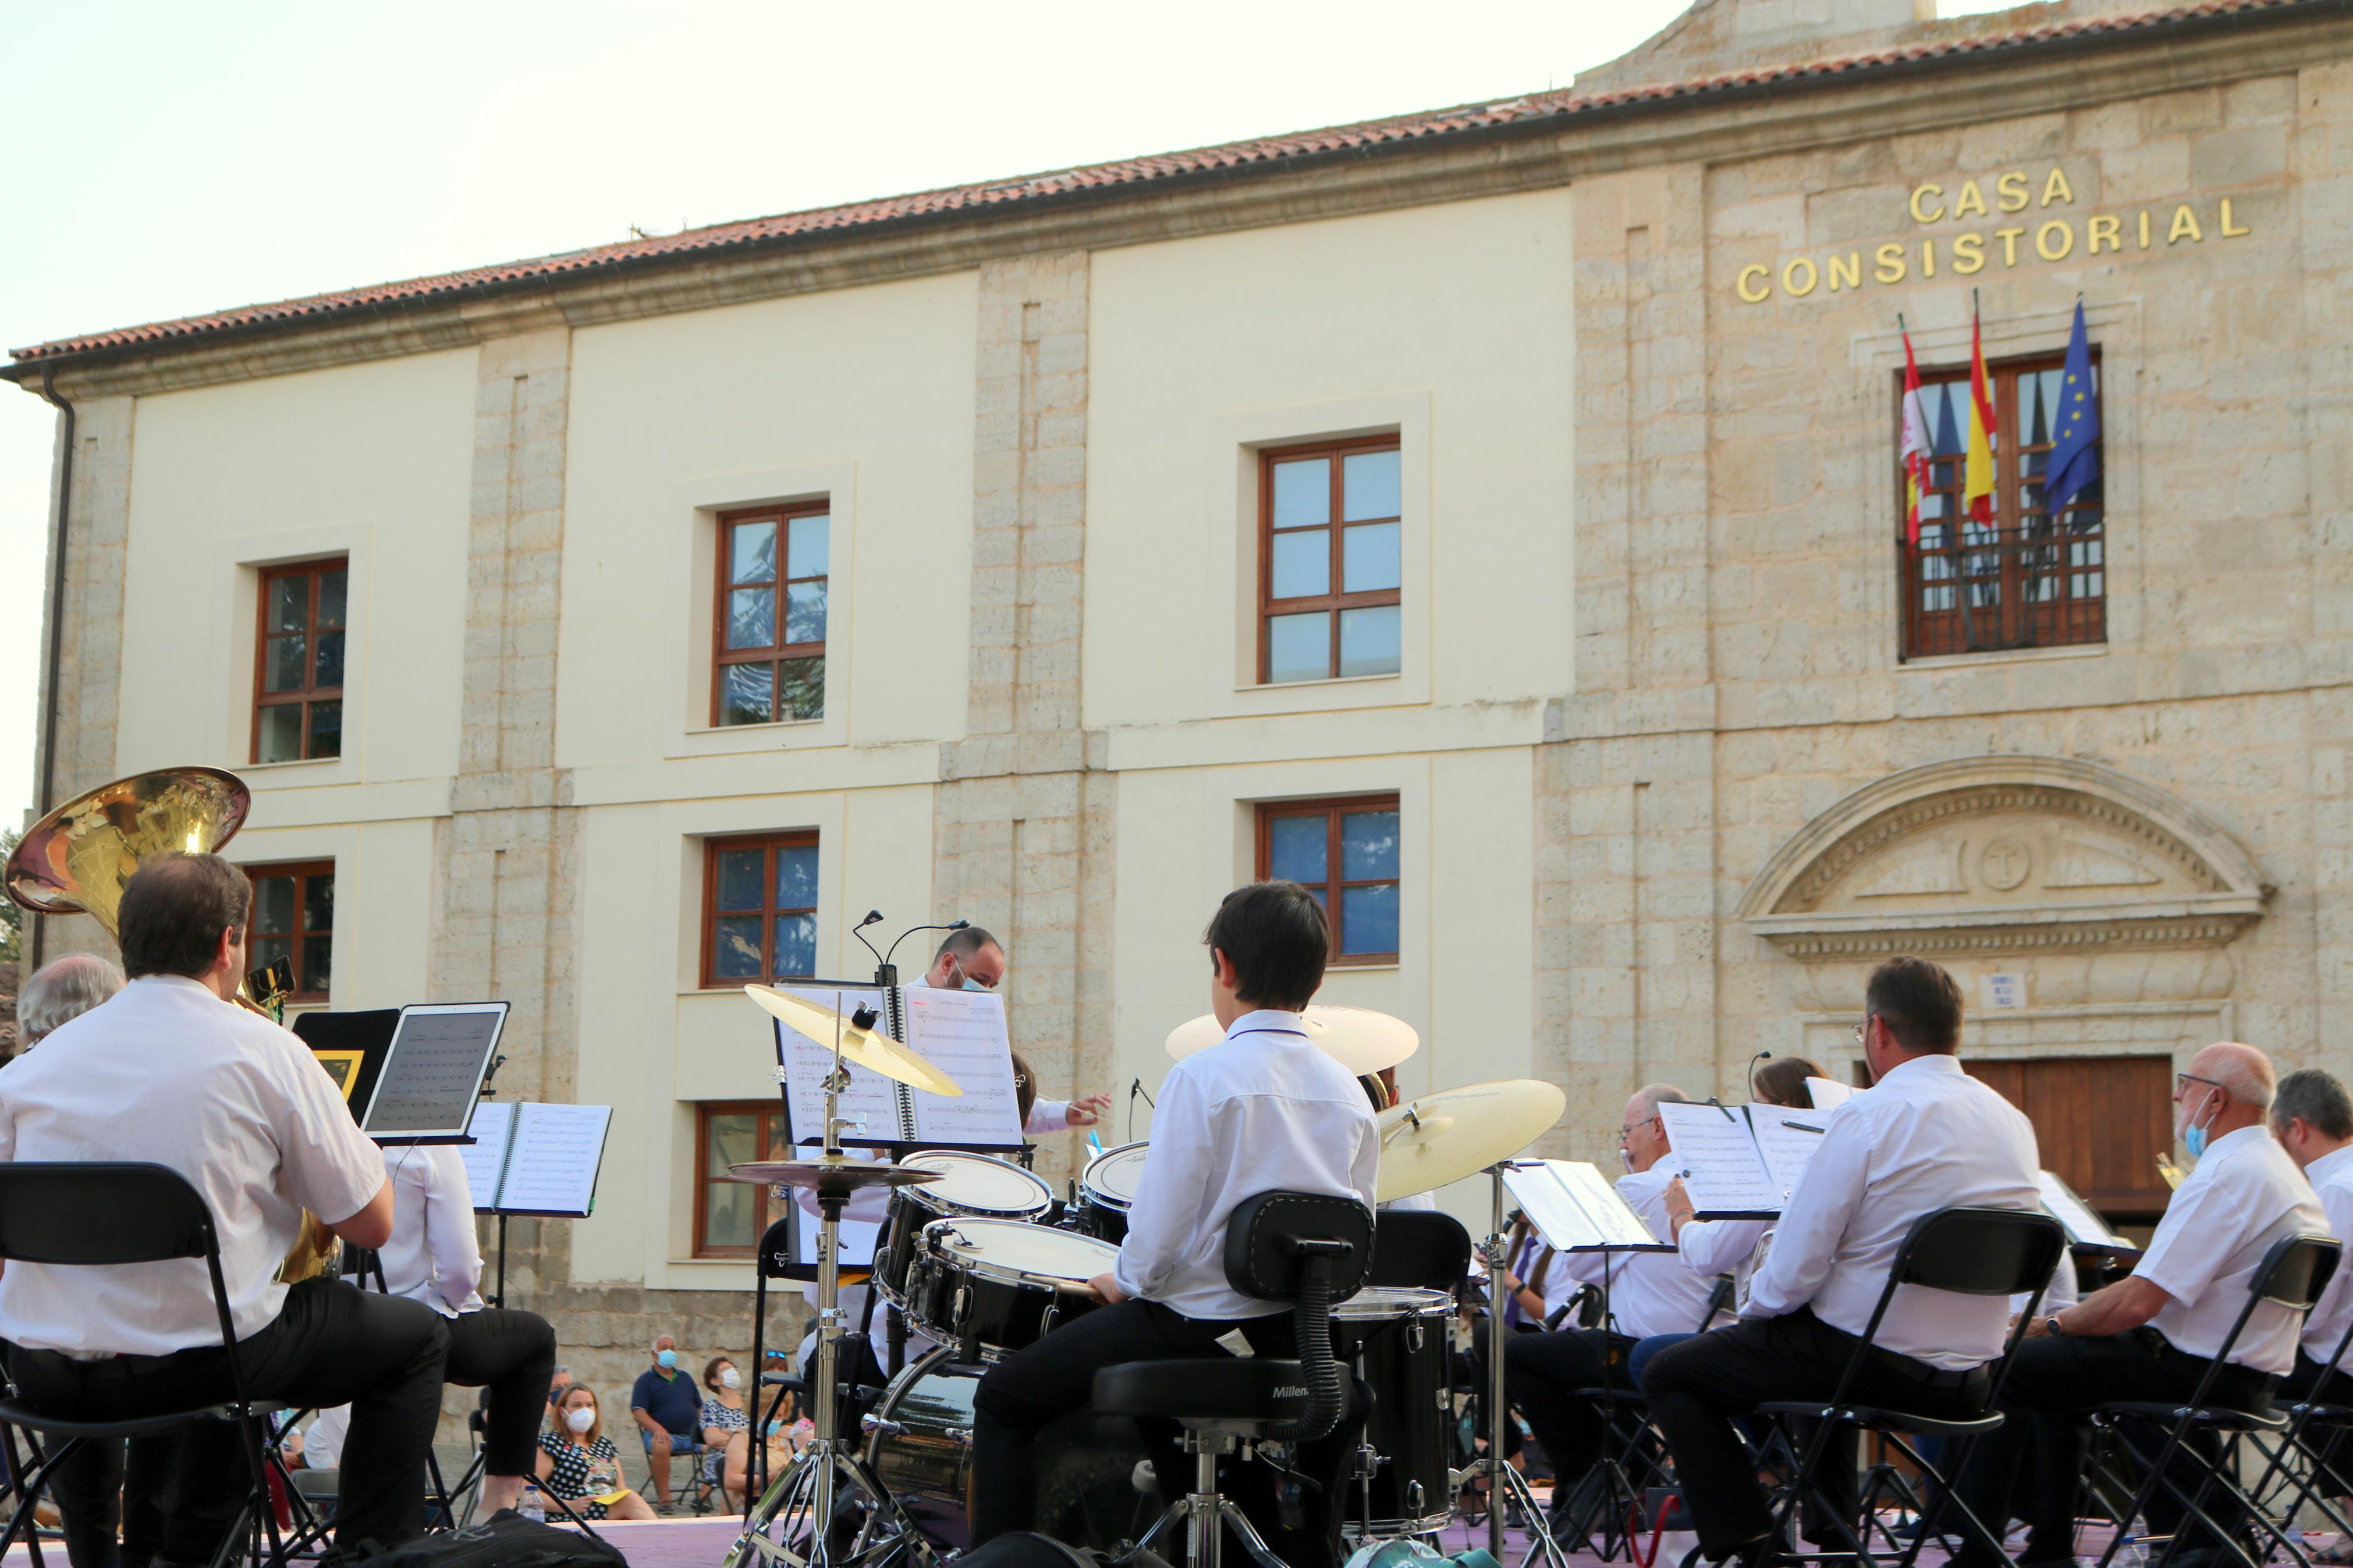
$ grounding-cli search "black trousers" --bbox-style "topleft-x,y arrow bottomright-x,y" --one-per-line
49,1438 -> 165,1568
442,1307 -> 557,1478
1949,1329 -> 2274,1568
1503,1327 -> 1636,1487
1462,1319 -> 1537,1460
1642,1309 -> 1989,1557
969,1299 -> 1364,1568
11,1277 -> 448,1563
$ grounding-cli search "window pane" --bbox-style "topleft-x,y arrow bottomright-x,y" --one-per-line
268,575 -> 309,633
1269,529 -> 1329,599
727,588 -> 775,650
1343,522 -> 1400,593
787,515 -> 829,580
307,701 -> 342,760
1268,815 -> 1328,886
785,581 -> 827,645
255,876 -> 296,935
775,844 -> 818,911
1341,810 -> 1400,881
1266,613 -> 1329,684
257,704 -> 304,763
712,916 -> 764,979
773,913 -> 817,979
317,570 -> 347,628
1338,605 -> 1401,678
721,662 -> 774,726
1340,883 -> 1399,957
265,635 -> 308,694
1342,450 -> 1400,522
715,847 -> 766,912
731,521 -> 778,585
704,1180 -> 753,1251
304,934 -> 332,994
251,934 -> 292,981
780,656 -> 825,721
1271,459 -> 1330,528
313,630 -> 345,690
302,873 -> 333,933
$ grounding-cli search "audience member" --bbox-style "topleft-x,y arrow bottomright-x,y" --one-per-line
629,1335 -> 702,1512
538,1386 -> 656,1521
13,954 -> 124,1054
546,1364 -> 576,1425
699,1356 -> 749,1511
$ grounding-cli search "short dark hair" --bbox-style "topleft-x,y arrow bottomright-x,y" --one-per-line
1864,957 -> 1964,1055
2274,1069 -> 2353,1141
936,926 -> 1000,963
1010,1049 -> 1038,1125
1752,1057 -> 1827,1108
117,854 -> 252,981
1204,881 -> 1329,1011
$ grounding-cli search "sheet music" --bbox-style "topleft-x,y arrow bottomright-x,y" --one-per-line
2038,1170 -> 2136,1250
1805,1077 -> 1855,1111
778,984 -> 906,1143
1656,1101 -> 1781,1217
1748,1105 -> 1828,1203
364,1003 -> 508,1137
1502,1161 -> 1665,1251
790,1200 -> 882,1269
1551,1160 -> 1670,1249
494,1103 -> 611,1217
460,1101 -> 515,1212
903,987 -> 1024,1146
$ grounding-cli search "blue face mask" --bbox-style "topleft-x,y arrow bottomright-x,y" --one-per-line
765,1420 -> 783,1436
2182,1088 -> 2220,1160
655,1349 -> 677,1370
960,978 -> 989,991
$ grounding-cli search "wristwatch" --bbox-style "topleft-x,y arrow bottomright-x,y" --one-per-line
2045,1314 -> 2067,1337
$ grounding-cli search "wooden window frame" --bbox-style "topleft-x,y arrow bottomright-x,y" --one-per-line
712,502 -> 830,727
1257,434 -> 1403,684
251,557 -> 349,763
693,1099 -> 787,1258
1255,794 -> 1402,966
243,858 -> 335,1002
698,831 -> 821,990
1897,349 -> 2106,660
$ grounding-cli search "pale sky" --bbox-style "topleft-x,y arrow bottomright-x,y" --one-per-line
0,0 -> 2014,829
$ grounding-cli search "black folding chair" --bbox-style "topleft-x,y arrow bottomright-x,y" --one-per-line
1369,1209 -> 1472,1291
1753,1206 -> 2067,1568
2244,1308 -> 2353,1552
2086,1232 -> 2341,1568
0,1163 -> 290,1568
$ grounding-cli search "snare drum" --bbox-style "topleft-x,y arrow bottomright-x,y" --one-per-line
871,1151 -> 1053,1308
1334,1286 -> 1456,1537
903,1217 -> 1117,1360
1070,1140 -> 1149,1243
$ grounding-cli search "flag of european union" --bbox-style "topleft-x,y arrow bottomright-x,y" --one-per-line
2044,301 -> 2101,518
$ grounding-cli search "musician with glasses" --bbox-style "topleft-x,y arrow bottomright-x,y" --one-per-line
909,926 -> 1110,1132
1949,1042 -> 2326,1568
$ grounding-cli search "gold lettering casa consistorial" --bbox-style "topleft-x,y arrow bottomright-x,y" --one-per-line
1734,162 -> 2252,303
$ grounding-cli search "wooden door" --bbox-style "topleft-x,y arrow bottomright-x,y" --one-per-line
1964,1055 -> 2174,1224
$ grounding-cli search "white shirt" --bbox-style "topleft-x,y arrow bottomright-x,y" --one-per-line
379,1144 -> 485,1317
2300,1143 -> 2353,1365
1746,1052 -> 2042,1370
1679,1215 -> 1772,1320
2013,1249 -> 2080,1317
2134,1125 -> 2326,1374
304,1405 -> 350,1470
1027,1100 -> 1073,1133
1113,1010 -> 1379,1319
0,975 -> 388,1354
1555,1164 -> 1720,1340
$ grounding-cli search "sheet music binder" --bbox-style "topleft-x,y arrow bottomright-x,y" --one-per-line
1656,1101 -> 1830,1220
1500,1160 -> 1674,1254
2037,1169 -> 2141,1254
772,980 -> 1023,1150
463,1101 -> 611,1218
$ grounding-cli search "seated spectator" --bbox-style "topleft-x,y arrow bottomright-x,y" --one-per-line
537,1387 -> 656,1521
13,953 -> 124,1057
545,1364 -> 574,1428
699,1357 -> 749,1510
630,1335 -> 702,1512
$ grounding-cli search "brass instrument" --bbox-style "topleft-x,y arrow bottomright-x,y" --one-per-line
5,766 -> 343,1283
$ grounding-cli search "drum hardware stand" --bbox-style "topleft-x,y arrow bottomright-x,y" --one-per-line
1479,1162 -> 1577,1568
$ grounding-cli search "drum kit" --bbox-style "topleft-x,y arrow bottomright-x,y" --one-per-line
721,986 -> 1567,1568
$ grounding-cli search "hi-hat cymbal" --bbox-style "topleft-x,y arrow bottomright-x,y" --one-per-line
743,984 -> 963,1098
1164,1006 -> 1419,1074
1375,1079 -> 1566,1201
723,1160 -> 949,1198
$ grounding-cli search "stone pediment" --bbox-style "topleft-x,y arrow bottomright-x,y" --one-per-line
1737,756 -> 2269,960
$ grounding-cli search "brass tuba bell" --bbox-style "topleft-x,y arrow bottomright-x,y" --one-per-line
5,766 -> 344,1283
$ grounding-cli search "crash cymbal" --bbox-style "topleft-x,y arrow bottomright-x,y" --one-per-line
1375,1079 -> 1566,1201
1164,1005 -> 1419,1074
723,1160 -> 949,1197
743,984 -> 963,1098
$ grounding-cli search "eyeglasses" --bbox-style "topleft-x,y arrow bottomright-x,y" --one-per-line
2176,1072 -> 2226,1100
1616,1115 -> 1662,1142
1852,1014 -> 1878,1047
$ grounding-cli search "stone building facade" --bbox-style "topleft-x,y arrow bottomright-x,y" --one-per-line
9,0 -> 2353,1391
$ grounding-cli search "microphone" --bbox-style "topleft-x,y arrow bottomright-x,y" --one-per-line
850,912 -> 888,966
1746,1050 -> 1772,1100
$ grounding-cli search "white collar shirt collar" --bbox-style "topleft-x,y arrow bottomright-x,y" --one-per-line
2135,1125 -> 2326,1374
2299,1143 -> 2353,1363
1744,1053 -> 2043,1370
1552,1162 -> 1723,1339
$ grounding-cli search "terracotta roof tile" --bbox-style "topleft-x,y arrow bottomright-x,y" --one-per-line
6,0 -> 2317,368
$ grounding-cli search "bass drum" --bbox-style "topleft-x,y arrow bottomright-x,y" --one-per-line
903,1218 -> 1118,1360
1334,1286 -> 1457,1537
872,1150 -> 1054,1309
1070,1140 -> 1150,1244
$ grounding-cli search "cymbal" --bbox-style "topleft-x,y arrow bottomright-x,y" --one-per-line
1164,1006 -> 1419,1074
1375,1079 -> 1566,1201
743,984 -> 963,1098
723,1160 -> 949,1197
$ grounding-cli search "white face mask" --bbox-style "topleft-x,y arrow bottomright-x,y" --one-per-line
565,1406 -> 595,1434
719,1368 -> 741,1391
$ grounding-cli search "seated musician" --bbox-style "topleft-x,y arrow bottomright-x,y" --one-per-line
1951,1042 -> 2327,1568
2272,1068 -> 2353,1549
0,854 -> 450,1562
911,927 -> 1111,1133
966,880 -> 1380,1566
1643,957 -> 2041,1568
377,1141 -> 558,1514
1505,1083 -> 1719,1529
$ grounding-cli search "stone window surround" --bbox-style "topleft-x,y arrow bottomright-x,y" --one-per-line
668,795 -> 846,996
1206,392 -> 1431,718
212,522 -> 374,790
1223,757 -> 1429,980
1850,302 -> 2142,672
662,461 -> 856,759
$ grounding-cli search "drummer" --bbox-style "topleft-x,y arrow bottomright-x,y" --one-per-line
912,926 -> 1112,1135
966,881 -> 1381,1567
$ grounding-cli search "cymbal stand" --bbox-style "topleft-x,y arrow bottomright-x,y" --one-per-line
1481,1162 -> 1575,1568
